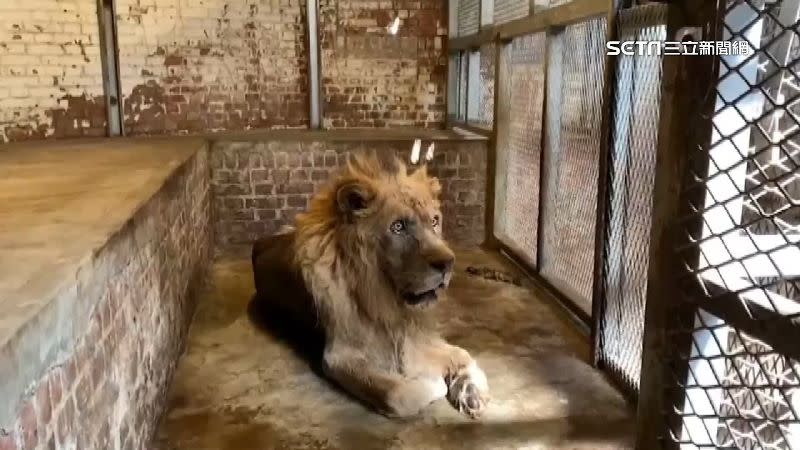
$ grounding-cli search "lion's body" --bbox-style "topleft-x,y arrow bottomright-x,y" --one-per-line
252,153 -> 489,418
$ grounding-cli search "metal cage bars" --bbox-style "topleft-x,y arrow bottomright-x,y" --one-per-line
639,0 -> 800,449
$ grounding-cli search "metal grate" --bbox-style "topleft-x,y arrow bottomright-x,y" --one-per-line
494,0 -> 529,25
661,0 -> 800,448
494,33 -> 547,266
671,311 -> 800,449
532,0 -> 575,13
539,16 -> 608,315
467,44 -> 496,127
459,0 -> 481,36
598,4 -> 667,397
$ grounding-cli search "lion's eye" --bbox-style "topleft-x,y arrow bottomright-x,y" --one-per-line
390,220 -> 406,234
432,215 -> 440,227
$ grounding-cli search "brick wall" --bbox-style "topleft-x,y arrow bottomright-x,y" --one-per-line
116,0 -> 309,135
210,137 -> 487,249
0,151 -> 211,450
319,0 -> 448,128
0,0 -> 106,143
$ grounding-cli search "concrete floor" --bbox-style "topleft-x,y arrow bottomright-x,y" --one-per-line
155,248 -> 634,450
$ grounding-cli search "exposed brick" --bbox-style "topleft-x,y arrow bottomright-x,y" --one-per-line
74,374 -> 92,406
212,140 -> 487,248
278,182 -> 314,195
117,0 -> 309,135
44,434 -> 54,450
90,344 -> 108,388
272,169 -> 290,184
0,1 -> 106,143
16,398 -> 37,450
34,381 -> 51,438
286,195 -> 307,208
254,184 -> 275,196
48,369 -> 63,410
320,0 -> 446,129
0,431 -> 16,450
311,170 -> 329,182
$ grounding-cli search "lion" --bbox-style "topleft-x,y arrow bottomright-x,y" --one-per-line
251,152 -> 489,419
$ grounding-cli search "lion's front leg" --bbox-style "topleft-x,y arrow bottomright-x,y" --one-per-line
445,359 -> 489,418
412,339 -> 490,419
322,347 -> 446,418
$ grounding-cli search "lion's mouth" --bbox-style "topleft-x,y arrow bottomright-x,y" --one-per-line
403,282 -> 447,306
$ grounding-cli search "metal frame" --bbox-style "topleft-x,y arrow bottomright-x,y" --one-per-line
590,0 -> 622,372
636,2 -> 722,448
449,0 -> 610,51
307,0 -> 322,129
456,0 -> 612,334
95,0 -> 124,136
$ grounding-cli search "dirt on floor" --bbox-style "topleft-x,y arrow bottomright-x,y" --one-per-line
155,248 -> 635,450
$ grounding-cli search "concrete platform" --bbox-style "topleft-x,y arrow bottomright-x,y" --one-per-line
0,138 -> 205,424
155,248 -> 635,450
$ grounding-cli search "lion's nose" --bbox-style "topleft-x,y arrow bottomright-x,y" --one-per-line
430,257 -> 455,274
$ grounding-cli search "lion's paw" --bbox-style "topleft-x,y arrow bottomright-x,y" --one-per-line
446,361 -> 489,419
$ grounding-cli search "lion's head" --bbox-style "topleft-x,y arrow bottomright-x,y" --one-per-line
294,152 -> 455,310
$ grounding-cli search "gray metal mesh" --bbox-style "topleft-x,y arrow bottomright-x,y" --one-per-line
494,33 -> 547,266
539,16 -> 608,315
447,53 -> 461,122
660,0 -> 800,447
467,44 -> 496,127
672,311 -> 800,450
599,4 -> 667,397
494,0 -> 529,25
458,0 -> 481,36
532,0 -> 576,13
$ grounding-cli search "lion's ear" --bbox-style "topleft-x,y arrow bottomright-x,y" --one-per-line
336,181 -> 375,217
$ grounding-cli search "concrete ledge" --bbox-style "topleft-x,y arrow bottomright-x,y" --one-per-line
0,138 -> 212,449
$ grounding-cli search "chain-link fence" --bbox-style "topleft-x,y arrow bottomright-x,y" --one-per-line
538,16 -> 607,315
659,0 -> 800,448
598,3 -> 666,398
494,33 -> 547,266
447,2 -> 800,445
466,44 -> 496,128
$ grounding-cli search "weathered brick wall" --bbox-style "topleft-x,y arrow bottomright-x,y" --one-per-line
116,0 -> 309,135
210,138 -> 487,249
0,151 -> 211,450
0,0 -> 106,143
319,0 -> 447,128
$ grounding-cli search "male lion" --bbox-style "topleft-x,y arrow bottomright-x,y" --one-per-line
251,152 -> 489,419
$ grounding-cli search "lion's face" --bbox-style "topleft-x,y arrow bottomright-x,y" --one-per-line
376,195 -> 455,307
333,156 -> 455,308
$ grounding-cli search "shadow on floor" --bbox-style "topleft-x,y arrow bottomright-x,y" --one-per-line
155,248 -> 635,450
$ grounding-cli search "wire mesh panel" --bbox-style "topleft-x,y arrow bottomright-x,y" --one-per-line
598,4 -> 667,397
481,0 -> 494,27
671,311 -> 800,449
539,16 -> 608,315
656,0 -> 800,447
494,0 -> 529,25
467,44 -> 496,127
494,33 -> 547,266
447,53 -> 462,122
532,0 -> 575,13
459,0 -> 481,36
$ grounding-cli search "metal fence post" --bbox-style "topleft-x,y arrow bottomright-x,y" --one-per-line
636,1 -> 721,448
